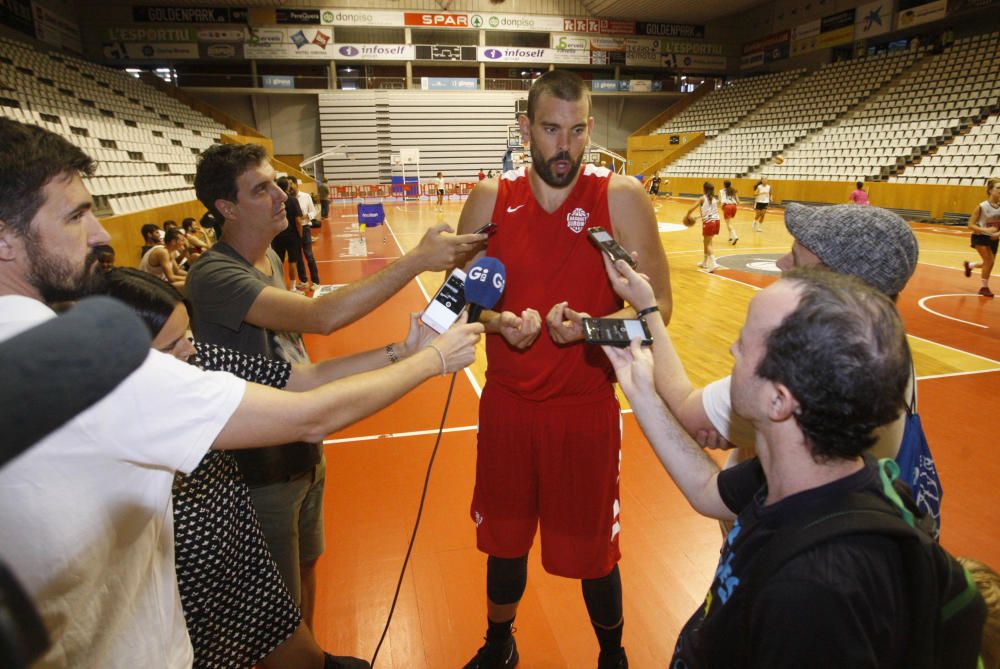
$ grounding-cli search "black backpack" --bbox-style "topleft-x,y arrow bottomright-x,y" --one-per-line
743,459 -> 985,669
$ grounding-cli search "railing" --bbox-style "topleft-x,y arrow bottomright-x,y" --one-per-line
172,72 -> 692,93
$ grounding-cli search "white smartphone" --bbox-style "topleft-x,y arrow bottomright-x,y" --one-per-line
421,268 -> 467,333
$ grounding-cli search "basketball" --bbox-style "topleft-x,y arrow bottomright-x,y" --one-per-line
683,214 -> 697,227
774,155 -> 785,165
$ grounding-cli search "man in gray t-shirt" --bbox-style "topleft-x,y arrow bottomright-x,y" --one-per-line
189,143 -> 488,626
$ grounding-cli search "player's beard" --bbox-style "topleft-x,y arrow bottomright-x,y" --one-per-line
24,232 -> 104,303
531,147 -> 584,189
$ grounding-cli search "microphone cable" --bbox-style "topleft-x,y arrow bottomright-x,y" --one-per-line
369,369 -> 459,667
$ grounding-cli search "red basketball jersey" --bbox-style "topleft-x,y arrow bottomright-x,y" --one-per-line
485,165 -> 623,401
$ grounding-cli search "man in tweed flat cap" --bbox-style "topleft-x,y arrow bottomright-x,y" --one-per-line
602,203 -> 919,460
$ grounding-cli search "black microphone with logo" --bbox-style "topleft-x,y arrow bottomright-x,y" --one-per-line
464,256 -> 506,323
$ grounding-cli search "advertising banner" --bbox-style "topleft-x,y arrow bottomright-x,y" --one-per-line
276,9 -> 321,25
414,44 -> 477,61
662,53 -> 727,71
792,18 -> 821,41
740,51 -> 765,69
133,6 -> 246,23
262,75 -> 294,88
550,33 -> 590,51
420,77 -> 478,90
763,42 -> 791,62
102,42 -> 199,59
660,38 -> 725,55
821,8 -> 856,31
319,9 -> 402,27
896,0 -> 947,27
947,0 -> 997,12
477,46 -> 588,63
816,25 -> 853,48
792,8 -> 856,55
471,13 -> 565,31
625,37 -> 662,66
32,0 -> 81,53
591,80 -> 621,92
404,12 -> 470,28
331,43 -> 415,61
561,18 -> 635,34
635,21 -> 704,38
742,30 -> 790,55
107,26 -> 196,42
244,26 -> 332,58
854,0 -> 893,40
1,0 -> 34,36
102,25 -> 245,60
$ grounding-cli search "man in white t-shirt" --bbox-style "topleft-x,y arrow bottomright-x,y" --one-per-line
0,118 -> 482,669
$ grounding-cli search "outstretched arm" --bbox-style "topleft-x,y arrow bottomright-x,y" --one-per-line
546,174 -> 672,344
602,256 -> 739,446
284,312 -> 435,390
603,339 -> 733,520
213,315 -> 483,449
245,224 -> 489,335
456,178 -> 543,349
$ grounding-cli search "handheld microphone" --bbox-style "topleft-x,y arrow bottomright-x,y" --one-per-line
0,296 -> 151,468
464,256 -> 506,323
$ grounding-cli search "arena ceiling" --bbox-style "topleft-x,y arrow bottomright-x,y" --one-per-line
110,1 -> 763,27
580,0 -> 766,24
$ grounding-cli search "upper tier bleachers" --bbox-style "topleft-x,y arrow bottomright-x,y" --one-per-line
0,35 -> 231,215
749,31 -> 1000,184
654,69 -> 805,138
664,49 -> 921,179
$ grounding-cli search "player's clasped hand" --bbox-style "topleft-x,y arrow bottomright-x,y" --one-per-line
414,223 -> 490,271
498,309 -> 542,349
546,301 -> 590,344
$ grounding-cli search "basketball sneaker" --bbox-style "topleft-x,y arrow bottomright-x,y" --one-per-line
324,653 -> 370,669
598,648 -> 629,669
979,286 -> 995,298
463,635 -> 518,669
964,261 -> 973,277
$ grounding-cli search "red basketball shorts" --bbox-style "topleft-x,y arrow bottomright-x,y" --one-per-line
702,219 -> 721,236
471,384 -> 622,579
722,204 -> 738,219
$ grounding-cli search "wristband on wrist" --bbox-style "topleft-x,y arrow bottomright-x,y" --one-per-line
636,305 -> 659,319
427,343 -> 448,375
385,344 -> 399,364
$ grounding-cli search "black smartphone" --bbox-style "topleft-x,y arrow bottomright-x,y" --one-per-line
474,222 -> 497,235
582,318 -> 653,347
587,227 -> 637,268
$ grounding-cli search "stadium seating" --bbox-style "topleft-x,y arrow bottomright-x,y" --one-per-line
0,36 -> 230,215
653,31 -> 999,187
654,69 -> 805,139
664,49 -> 921,179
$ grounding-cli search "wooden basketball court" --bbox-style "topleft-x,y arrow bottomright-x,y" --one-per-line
301,194 -> 998,668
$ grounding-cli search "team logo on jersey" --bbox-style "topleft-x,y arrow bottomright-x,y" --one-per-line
566,207 -> 589,233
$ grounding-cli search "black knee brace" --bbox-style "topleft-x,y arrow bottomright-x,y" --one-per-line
486,554 -> 528,605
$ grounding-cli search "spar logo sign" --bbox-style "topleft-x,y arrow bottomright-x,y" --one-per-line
404,12 -> 469,28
